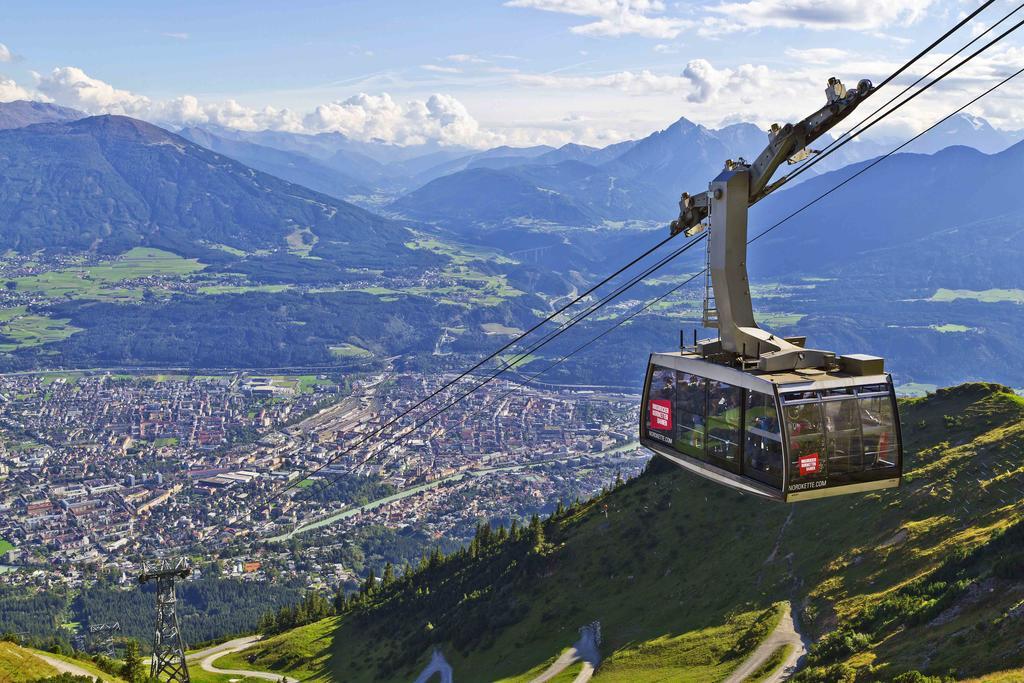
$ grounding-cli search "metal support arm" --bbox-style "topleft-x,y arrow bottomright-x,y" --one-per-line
667,77 -> 873,371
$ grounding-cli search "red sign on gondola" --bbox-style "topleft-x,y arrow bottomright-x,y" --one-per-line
798,453 -> 820,476
649,400 -> 672,431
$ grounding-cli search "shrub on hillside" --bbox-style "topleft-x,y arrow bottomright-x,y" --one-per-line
807,628 -> 871,666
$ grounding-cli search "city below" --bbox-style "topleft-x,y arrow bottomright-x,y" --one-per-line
0,366 -> 645,597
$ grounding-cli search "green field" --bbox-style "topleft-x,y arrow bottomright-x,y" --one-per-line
930,323 -> 973,333
286,226 -> 320,258
482,322 -> 524,336
267,374 -> 334,394
189,664 -> 272,683
0,309 -> 83,351
927,287 -> 1024,303
11,247 -> 204,302
198,283 -> 293,295
329,343 -> 372,359
405,234 -> 515,266
0,539 -> 14,556
497,353 -> 539,369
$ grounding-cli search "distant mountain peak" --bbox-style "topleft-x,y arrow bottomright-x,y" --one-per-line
665,116 -> 700,134
66,114 -> 184,147
0,100 -> 84,130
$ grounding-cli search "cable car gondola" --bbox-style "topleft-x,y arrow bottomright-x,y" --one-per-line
639,77 -> 903,502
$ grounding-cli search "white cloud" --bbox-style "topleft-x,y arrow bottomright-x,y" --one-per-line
682,59 -> 733,103
162,32 -> 190,40
0,43 -> 11,63
37,66 -> 151,115
26,66 -> 497,146
509,0 -> 937,37
0,75 -> 33,102
707,0 -> 936,32
303,92 -> 495,146
505,0 -> 692,38
514,60 -> 781,103
421,64 -> 462,74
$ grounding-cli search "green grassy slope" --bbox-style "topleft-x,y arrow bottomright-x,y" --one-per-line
0,642 -> 57,682
228,383 -> 1024,682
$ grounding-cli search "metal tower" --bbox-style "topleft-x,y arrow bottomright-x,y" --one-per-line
89,621 -> 121,658
139,557 -> 191,683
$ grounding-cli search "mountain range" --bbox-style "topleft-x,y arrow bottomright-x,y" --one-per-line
2,100 -> 1024,388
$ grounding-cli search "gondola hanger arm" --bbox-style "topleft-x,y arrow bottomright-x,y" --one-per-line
670,76 -> 875,238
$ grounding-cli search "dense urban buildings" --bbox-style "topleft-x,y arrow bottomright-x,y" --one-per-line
0,368 -> 644,593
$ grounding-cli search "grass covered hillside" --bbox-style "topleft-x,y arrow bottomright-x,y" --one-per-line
226,383 -> 1024,682
0,641 -> 57,681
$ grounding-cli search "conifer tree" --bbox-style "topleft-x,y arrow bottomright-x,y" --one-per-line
528,513 -> 545,550
121,639 -> 144,683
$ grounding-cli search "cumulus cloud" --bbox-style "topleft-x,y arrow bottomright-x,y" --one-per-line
23,66 -> 499,146
304,92 -> 494,146
0,75 -> 33,102
682,59 -> 732,103
505,0 -> 692,38
37,66 -> 151,115
0,43 -> 11,63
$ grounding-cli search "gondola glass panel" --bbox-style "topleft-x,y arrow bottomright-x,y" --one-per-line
824,396 -> 864,475
707,379 -> 742,473
744,391 -> 783,488
645,366 -> 676,448
674,372 -> 707,460
783,394 -> 827,484
858,385 -> 899,469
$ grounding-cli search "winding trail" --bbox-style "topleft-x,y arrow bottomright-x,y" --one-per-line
173,635 -> 299,682
30,652 -> 95,678
529,625 -> 601,683
723,602 -> 807,683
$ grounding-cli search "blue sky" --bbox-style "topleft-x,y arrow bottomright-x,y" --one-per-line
3,0 -> 1023,147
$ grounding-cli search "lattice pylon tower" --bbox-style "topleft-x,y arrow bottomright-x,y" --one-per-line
139,557 -> 191,683
89,621 -> 121,658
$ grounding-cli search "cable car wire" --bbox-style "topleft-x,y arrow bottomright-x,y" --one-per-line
872,0 -> 996,91
254,233 -> 709,507
784,0 -> 1019,183
751,59 -> 1024,245
781,2 -> 1024,188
